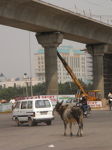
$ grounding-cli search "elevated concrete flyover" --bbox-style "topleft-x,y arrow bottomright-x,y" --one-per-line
0,0 -> 112,97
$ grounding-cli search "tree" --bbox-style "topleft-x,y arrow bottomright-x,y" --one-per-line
0,87 -> 24,101
0,81 -> 93,102
33,82 -> 46,95
58,80 -> 93,95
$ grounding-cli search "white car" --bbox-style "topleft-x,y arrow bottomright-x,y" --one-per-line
65,98 -> 78,106
12,98 -> 54,126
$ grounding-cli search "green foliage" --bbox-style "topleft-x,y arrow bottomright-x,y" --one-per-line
0,87 -> 24,102
58,82 -> 77,94
33,82 -> 46,95
58,80 -> 93,94
0,81 -> 93,101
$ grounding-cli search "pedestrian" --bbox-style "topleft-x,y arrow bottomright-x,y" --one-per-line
9,98 -> 16,110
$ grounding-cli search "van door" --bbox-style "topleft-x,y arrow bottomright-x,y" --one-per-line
13,101 -> 21,118
20,101 -> 27,121
26,101 -> 33,118
35,99 -> 53,119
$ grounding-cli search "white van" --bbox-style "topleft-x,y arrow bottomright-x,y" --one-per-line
12,98 -> 54,126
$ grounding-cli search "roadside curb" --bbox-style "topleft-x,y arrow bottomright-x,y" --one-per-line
0,111 -> 12,114
92,107 -> 109,110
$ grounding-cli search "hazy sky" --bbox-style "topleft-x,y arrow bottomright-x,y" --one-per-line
0,0 -> 112,79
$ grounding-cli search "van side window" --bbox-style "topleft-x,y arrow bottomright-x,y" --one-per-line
21,101 -> 27,109
15,102 -> 20,109
27,101 -> 32,109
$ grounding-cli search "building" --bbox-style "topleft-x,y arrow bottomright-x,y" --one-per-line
0,46 -> 93,88
0,73 -> 7,82
0,77 -> 37,88
34,46 -> 93,84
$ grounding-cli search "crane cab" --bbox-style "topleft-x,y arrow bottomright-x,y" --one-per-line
88,90 -> 102,101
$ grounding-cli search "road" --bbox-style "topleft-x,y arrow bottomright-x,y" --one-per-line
0,110 -> 112,150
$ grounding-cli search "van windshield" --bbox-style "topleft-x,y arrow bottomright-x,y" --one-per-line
35,100 -> 51,108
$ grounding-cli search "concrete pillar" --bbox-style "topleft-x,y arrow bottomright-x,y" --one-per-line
103,54 -> 112,97
36,32 -> 63,95
86,44 -> 108,98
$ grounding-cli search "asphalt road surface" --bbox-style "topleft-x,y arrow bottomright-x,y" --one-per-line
0,109 -> 112,150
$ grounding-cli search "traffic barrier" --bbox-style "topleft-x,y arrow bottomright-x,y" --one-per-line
0,103 -> 12,113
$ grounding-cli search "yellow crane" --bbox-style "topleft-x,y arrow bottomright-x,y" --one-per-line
57,51 -> 101,101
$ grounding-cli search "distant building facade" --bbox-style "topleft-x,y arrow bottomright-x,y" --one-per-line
0,73 -> 7,82
34,46 -> 93,84
0,46 -> 93,88
0,77 -> 37,88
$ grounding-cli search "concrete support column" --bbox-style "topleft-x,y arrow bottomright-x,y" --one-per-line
36,32 -> 63,95
86,44 -> 108,98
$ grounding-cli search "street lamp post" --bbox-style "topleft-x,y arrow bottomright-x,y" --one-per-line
29,77 -> 33,96
24,73 -> 28,96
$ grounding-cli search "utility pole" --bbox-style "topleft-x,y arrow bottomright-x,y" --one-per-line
24,73 -> 28,96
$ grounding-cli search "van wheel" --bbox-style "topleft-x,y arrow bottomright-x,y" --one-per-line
46,120 -> 51,125
15,118 -> 20,126
28,118 -> 33,127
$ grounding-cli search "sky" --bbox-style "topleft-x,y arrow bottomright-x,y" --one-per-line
0,0 -> 112,79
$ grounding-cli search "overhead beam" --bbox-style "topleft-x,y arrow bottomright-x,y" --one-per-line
0,0 -> 112,46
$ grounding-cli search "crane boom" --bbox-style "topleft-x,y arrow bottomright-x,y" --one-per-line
57,51 -> 91,99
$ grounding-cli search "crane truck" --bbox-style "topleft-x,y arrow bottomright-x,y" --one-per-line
57,51 -> 101,101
